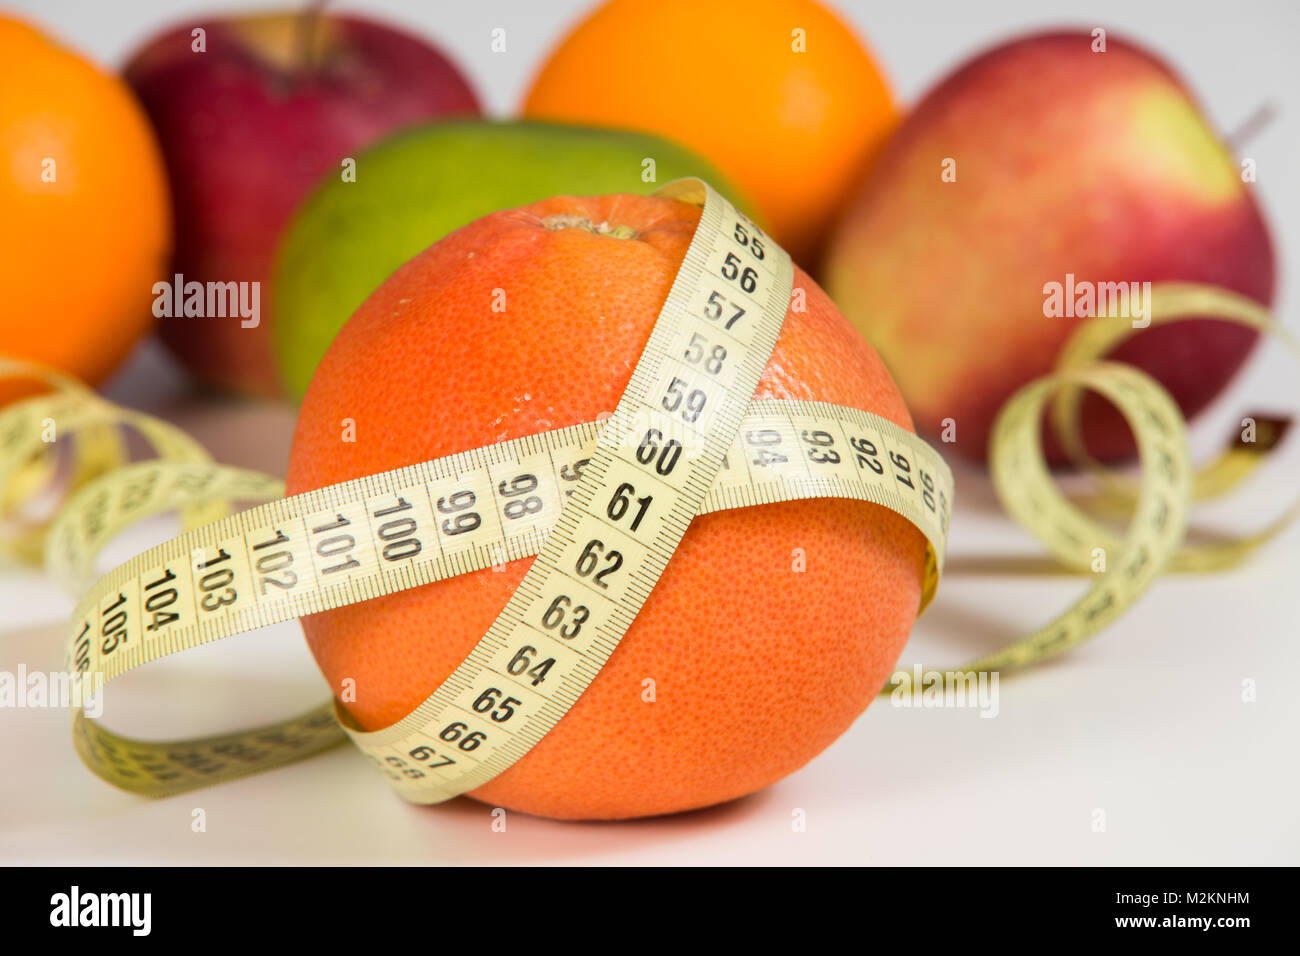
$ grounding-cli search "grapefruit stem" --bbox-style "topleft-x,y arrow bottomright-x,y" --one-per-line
541,214 -> 637,239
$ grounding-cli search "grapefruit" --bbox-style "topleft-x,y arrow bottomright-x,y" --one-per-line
286,192 -> 927,819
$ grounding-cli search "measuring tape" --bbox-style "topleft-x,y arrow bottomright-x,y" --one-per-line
1048,283 -> 1300,573
5,179 -> 958,802
0,179 -> 1294,805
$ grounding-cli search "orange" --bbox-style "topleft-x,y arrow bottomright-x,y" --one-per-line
286,193 -> 927,819
0,15 -> 170,386
521,0 -> 896,267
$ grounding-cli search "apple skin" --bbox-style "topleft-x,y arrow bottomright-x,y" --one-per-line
124,12 -> 481,395
823,31 -> 1275,462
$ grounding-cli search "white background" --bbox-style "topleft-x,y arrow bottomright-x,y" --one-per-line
1,0 -> 1297,865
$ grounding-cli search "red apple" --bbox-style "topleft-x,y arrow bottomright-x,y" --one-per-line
823,31 -> 1275,462
125,9 -> 481,394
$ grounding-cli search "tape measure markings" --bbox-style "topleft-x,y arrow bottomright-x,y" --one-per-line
59,399 -> 952,681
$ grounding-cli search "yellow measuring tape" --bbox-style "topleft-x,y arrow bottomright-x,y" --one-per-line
0,179 -> 1293,803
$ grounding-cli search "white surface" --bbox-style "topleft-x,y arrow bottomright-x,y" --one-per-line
2,0 -> 1297,865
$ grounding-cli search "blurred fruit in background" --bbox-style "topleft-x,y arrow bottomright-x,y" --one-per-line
824,31 -> 1275,462
272,119 -> 751,398
0,14 -> 170,390
286,191 -> 927,819
124,7 -> 481,396
522,0 -> 895,267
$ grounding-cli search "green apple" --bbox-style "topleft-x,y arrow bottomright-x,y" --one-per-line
272,119 -> 753,397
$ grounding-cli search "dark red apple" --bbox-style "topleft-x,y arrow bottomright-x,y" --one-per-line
125,8 -> 481,394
